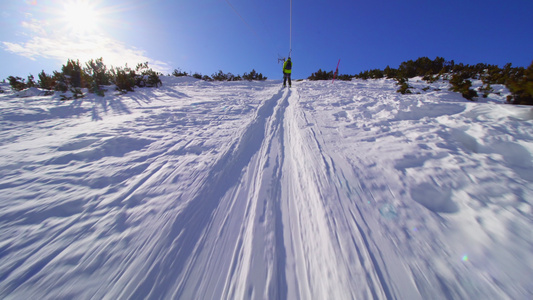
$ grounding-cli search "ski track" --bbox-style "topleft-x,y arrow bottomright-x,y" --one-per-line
1,78 -> 532,299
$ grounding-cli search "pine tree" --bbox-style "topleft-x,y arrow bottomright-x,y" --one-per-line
62,59 -> 84,88
26,74 -> 36,88
38,70 -> 55,90
7,76 -> 27,91
308,69 -> 333,80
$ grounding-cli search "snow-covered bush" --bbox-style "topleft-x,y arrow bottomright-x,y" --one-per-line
449,73 -> 478,101
422,73 -> 439,83
339,56 -> 531,104
478,83 -> 494,98
396,77 -> 412,94
506,61 -> 533,105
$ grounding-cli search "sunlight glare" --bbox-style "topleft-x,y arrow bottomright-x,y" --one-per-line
62,1 -> 100,34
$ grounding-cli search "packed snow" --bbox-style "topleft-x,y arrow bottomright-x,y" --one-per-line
1,76 -> 532,299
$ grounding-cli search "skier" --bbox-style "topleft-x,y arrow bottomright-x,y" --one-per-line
283,57 -> 292,88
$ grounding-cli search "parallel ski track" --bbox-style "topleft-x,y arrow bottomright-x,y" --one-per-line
112,86 -> 289,299
282,87 -> 379,299
282,86 -> 418,300
18,84 -> 413,300
115,85 -> 413,300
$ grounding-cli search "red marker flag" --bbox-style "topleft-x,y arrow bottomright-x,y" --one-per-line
332,59 -> 341,83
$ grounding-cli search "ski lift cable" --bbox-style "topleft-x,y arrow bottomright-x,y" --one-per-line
223,0 -> 270,49
279,0 -> 292,63
289,0 -> 292,57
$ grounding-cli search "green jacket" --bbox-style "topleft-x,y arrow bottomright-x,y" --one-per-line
283,59 -> 292,74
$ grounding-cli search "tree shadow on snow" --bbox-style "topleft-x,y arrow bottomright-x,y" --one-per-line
91,96 -> 131,121
128,88 -> 190,106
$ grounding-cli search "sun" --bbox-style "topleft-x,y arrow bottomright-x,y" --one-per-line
62,0 -> 101,34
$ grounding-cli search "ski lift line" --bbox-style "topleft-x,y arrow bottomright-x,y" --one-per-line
224,0 -> 257,37
281,0 -> 292,63
224,0 -> 270,47
289,0 -> 292,57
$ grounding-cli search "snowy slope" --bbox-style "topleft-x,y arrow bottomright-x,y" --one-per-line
0,77 -> 532,299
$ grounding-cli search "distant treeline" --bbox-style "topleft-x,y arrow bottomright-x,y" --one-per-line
309,57 -> 533,105
172,68 -> 267,82
5,58 -> 267,98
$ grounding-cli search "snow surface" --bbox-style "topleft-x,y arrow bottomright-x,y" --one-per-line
1,77 -> 532,299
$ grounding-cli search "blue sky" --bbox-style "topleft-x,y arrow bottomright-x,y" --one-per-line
1,0 -> 532,81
